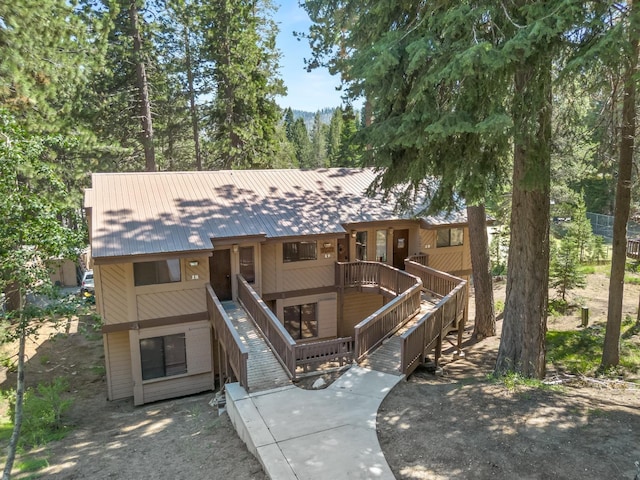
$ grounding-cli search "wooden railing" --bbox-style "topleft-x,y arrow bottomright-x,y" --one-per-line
206,284 -> 249,389
399,263 -> 467,377
236,276 -> 297,380
237,276 -> 354,379
627,239 -> 640,259
406,257 -> 461,297
336,262 -> 423,361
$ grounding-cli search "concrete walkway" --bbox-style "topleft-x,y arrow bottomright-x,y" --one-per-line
226,366 -> 403,480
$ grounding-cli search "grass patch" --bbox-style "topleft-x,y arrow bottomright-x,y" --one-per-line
624,275 -> 640,285
547,319 -> 640,379
487,372 -> 561,393
578,265 -> 596,275
16,457 -> 48,473
0,421 -> 13,443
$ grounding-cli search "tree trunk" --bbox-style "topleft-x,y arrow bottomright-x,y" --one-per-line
2,318 -> 26,480
495,59 -> 551,379
129,0 -> 156,172
602,3 -> 638,367
467,204 -> 496,339
184,26 -> 202,171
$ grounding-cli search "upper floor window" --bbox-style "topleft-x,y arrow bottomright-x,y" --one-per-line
375,230 -> 387,262
283,241 -> 317,263
356,231 -> 368,260
436,228 -> 464,248
239,246 -> 255,283
134,259 -> 181,286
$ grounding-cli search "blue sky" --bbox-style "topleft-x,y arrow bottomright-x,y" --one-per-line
273,1 -> 344,112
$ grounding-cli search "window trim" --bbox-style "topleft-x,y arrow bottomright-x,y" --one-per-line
436,228 -> 464,248
239,246 -> 256,283
283,303 -> 318,340
375,229 -> 387,262
134,258 -> 182,287
139,333 -> 187,381
355,231 -> 368,261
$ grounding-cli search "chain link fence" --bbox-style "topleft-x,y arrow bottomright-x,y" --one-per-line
587,212 -> 640,243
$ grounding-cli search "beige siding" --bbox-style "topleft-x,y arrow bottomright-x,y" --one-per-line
261,243 -> 277,294
276,293 -> 338,340
143,373 -> 212,404
105,331 -> 133,400
281,264 -> 335,292
419,227 -> 471,274
185,324 -> 213,374
100,264 -> 129,325
137,287 -> 206,320
340,291 -> 384,338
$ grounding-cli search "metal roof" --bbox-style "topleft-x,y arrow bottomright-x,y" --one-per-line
85,168 -> 466,260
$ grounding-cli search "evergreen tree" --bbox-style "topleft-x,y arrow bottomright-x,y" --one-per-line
338,105 -> 361,166
326,107 -> 343,166
549,236 -> 586,302
291,118 -> 312,167
283,107 -> 295,142
201,0 -> 286,169
567,194 -> 594,263
310,111 -> 328,167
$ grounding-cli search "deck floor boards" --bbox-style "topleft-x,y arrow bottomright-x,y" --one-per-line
222,301 -> 292,392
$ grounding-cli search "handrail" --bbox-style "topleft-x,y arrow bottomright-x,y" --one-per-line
205,284 -> 248,388
627,239 -> 640,259
337,262 -> 423,362
399,262 -> 467,376
405,259 -> 461,297
236,276 -> 297,380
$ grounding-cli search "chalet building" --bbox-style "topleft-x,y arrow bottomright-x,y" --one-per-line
85,168 -> 471,405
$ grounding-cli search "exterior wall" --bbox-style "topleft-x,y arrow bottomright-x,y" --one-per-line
104,331 -> 133,400
261,238 -> 337,295
347,221 -> 421,265
419,227 -> 471,275
48,259 -> 78,287
339,291 -> 384,338
129,320 -> 213,405
275,292 -> 338,340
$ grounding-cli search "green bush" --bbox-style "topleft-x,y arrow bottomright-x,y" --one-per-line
7,377 -> 73,448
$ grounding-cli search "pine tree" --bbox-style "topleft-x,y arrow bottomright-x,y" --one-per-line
550,236 -> 586,302
310,111 -> 328,167
326,108 -> 343,166
291,118 -> 312,168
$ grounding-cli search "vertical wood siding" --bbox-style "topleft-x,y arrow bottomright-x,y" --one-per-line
105,331 -> 133,400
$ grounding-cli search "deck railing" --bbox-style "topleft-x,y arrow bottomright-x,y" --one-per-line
627,239 -> 640,259
236,276 -> 297,379
237,275 -> 354,379
336,262 -> 423,361
206,284 -> 249,389
406,257 -> 461,297
399,262 -> 467,376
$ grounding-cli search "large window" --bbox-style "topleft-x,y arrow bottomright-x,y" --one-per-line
134,259 -> 181,286
239,246 -> 255,283
376,230 -> 387,262
436,228 -> 464,248
140,334 -> 187,380
283,303 -> 317,340
283,241 -> 317,262
356,231 -> 368,260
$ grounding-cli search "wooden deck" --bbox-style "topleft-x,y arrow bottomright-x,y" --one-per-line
358,296 -> 438,375
222,301 -> 292,392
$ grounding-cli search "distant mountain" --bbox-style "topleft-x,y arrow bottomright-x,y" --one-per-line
291,107 -> 336,130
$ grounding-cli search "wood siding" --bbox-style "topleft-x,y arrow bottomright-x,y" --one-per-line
104,331 -> 133,400
100,264 -> 129,325
340,291 -> 384,338
137,287 -> 206,320
143,373 -> 212,404
276,293 -> 338,340
419,228 -> 471,274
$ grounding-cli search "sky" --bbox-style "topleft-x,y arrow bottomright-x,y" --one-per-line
273,1 -> 345,112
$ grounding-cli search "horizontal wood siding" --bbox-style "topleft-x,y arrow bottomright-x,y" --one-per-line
137,287 -> 206,320
100,264 -> 129,325
261,243 -> 277,294
105,331 -> 133,400
143,373 -> 212,404
340,291 -> 384,338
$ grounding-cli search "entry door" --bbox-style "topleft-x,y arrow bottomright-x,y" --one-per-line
337,236 -> 350,262
393,229 -> 409,270
210,249 -> 232,301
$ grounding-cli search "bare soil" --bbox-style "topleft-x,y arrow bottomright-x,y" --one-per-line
1,273 -> 639,479
377,274 -> 640,480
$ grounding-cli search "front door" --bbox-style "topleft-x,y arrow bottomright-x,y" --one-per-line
393,229 -> 409,270
210,249 -> 232,301
337,236 -> 349,262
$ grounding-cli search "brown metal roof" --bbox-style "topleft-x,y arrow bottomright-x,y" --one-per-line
86,168 -> 466,260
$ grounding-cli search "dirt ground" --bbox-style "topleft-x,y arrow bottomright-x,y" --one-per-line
378,274 -> 640,480
1,274 -> 639,479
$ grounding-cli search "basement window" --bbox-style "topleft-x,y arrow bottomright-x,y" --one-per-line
140,334 -> 187,380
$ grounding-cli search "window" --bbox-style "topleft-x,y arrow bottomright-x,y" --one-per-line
436,228 -> 464,248
283,303 -> 317,340
134,259 -> 181,286
140,334 -> 187,380
283,241 -> 317,262
356,231 -> 368,260
376,230 -> 387,262
239,246 -> 255,283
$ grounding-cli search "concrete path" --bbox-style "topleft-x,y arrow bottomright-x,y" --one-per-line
226,366 -> 403,480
